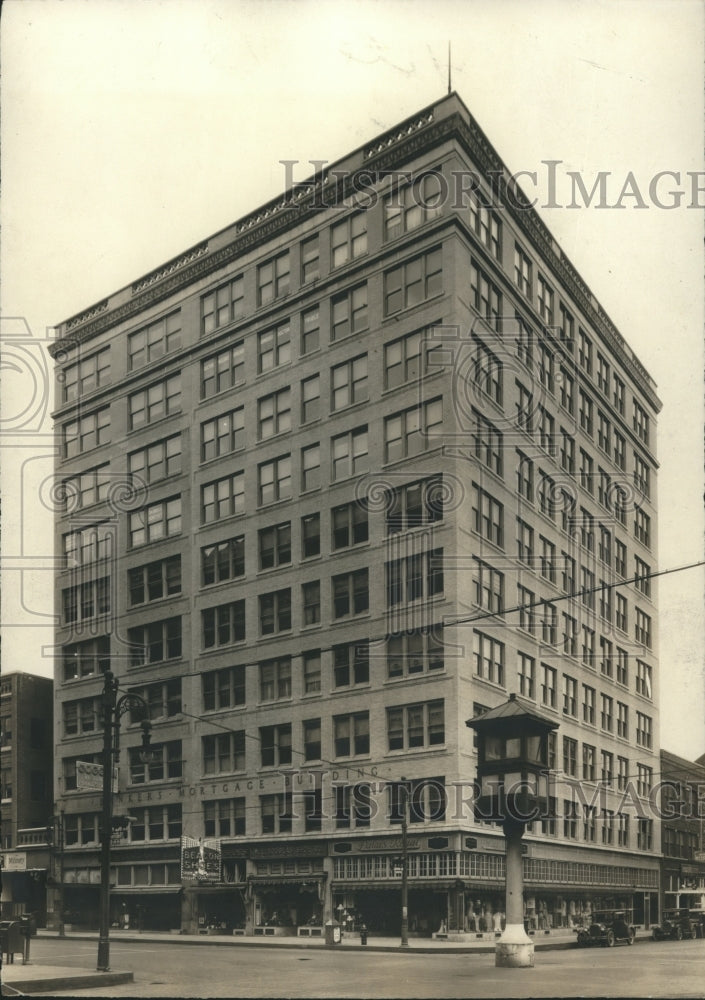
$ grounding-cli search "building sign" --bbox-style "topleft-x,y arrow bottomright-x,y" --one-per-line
249,842 -> 325,860
357,838 -> 421,853
694,851 -> 705,863
1,852 -> 27,871
181,836 -> 222,883
76,761 -> 118,793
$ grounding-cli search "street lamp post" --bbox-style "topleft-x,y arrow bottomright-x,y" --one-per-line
466,694 -> 558,969
96,670 -> 160,973
400,776 -> 409,948
47,810 -> 65,937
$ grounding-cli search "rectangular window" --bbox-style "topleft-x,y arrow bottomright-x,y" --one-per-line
201,536 -> 245,586
128,555 -> 181,606
63,464 -> 110,510
615,592 -> 628,633
514,244 -> 532,297
204,797 -> 246,838
562,737 -> 577,776
301,374 -> 320,423
516,518 -> 533,564
128,312 -> 181,369
578,389 -> 593,436
601,751 -> 614,786
384,172 -> 443,238
302,580 -> 321,625
332,500 -> 368,549
559,428 -> 574,473
129,435 -> 181,484
258,321 -> 291,372
301,444 -> 320,492
473,631 -> 505,686
333,640 -> 370,687
635,711 -> 652,748
331,354 -> 368,410
257,390 -> 290,441
384,398 -> 443,463
384,325 -> 435,389
301,304 -> 320,354
515,380 -> 533,431
617,702 -> 628,739
597,412 -> 611,454
538,341 -> 554,394
63,522 -> 112,567
128,679 -> 182,722
517,584 -> 536,635
617,755 -> 629,791
562,613 -> 577,657
562,675 -> 577,717
301,512 -> 320,558
470,261 -> 502,330
202,666 -> 246,711
200,342 -> 244,399
613,374 -> 625,414
332,283 -> 368,340
471,336 -> 503,402
386,549 -> 443,605
331,212 -> 367,267
129,375 -> 181,430
201,407 -> 245,461
582,685 -> 596,725
258,522 -> 291,569
517,653 -> 535,698
201,277 -> 244,336
560,367 -> 575,414
634,507 -> 651,548
303,650 -> 322,694
384,248 -> 442,316
260,725 -> 292,767
202,602 -> 246,648
633,400 -> 650,445
128,617 -> 182,666
471,410 -> 503,476
468,190 -> 501,257
473,486 -> 503,545
537,276 -> 554,325
633,454 -> 651,499
303,718 -> 322,762
473,556 -> 504,615
258,252 -> 290,305
540,536 -> 556,582
516,450 -> 533,500
601,694 -> 614,733
616,647 -> 629,685
259,657 -> 292,702
386,701 -> 444,751
541,663 -> 557,708
331,426 -> 369,480
537,406 -> 555,455
578,329 -> 593,374
63,407 -> 111,457
63,347 -> 111,402
129,496 -> 181,547
596,353 -> 610,395
334,712 -> 370,757
260,793 -> 292,834
636,659 -> 652,699
259,589 -> 292,634
386,626 -> 444,678
62,636 -> 110,680
130,739 -> 183,784
332,569 -> 369,618
202,472 -> 245,523
386,476 -> 443,534
541,601 -> 558,644
583,744 -> 596,782
258,455 -> 291,504
301,234 -> 320,284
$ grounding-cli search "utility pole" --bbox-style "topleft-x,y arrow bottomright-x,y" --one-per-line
96,670 -> 159,973
400,777 -> 409,948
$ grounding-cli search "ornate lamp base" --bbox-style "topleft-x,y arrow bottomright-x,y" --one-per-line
495,923 -> 535,968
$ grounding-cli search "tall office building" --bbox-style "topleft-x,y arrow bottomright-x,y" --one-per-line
50,93 -> 661,936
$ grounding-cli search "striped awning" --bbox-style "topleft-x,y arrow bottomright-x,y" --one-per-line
249,874 -> 326,887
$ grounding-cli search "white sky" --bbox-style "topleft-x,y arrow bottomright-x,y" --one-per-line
1,0 -> 703,759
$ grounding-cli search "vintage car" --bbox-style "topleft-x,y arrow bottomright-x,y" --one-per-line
652,909 -> 700,941
575,912 -> 635,947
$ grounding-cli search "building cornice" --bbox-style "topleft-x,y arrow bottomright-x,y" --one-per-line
50,97 -> 661,412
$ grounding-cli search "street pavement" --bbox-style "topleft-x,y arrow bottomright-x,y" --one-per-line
4,933 -> 703,998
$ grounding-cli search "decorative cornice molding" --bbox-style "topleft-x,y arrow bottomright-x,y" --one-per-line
50,102 -> 660,410
131,241 -> 210,295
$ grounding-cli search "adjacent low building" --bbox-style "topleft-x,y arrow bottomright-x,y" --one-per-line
49,91 -> 662,936
0,671 -> 54,923
659,749 -> 705,916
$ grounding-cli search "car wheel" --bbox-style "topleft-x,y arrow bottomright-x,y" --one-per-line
605,930 -> 615,947
676,926 -> 683,941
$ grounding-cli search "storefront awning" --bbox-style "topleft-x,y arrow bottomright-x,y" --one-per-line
332,879 -> 482,892
111,886 -> 183,895
249,874 -> 326,887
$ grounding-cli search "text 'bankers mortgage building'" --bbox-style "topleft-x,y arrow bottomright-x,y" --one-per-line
49,92 -> 661,939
